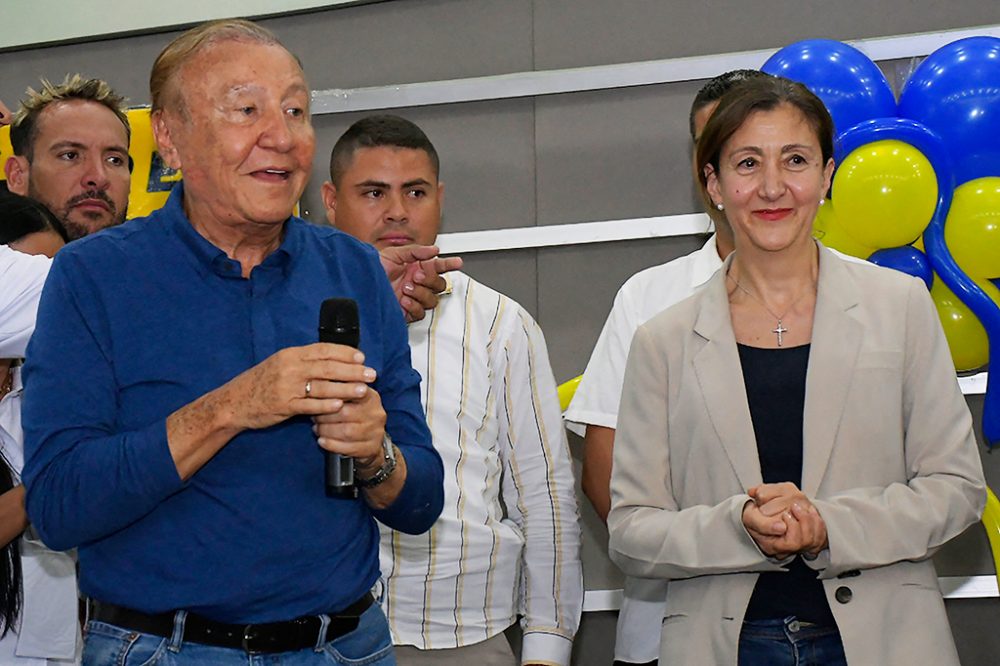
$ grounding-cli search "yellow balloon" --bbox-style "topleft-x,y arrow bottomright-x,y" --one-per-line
0,124 -> 12,180
832,139 -> 938,249
912,234 -> 925,252
929,274 -> 999,372
557,375 -> 582,412
126,107 -> 180,219
944,177 -> 1000,280
813,200 -> 876,259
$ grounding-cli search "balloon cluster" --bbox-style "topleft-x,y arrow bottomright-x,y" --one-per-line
764,37 -> 1000,448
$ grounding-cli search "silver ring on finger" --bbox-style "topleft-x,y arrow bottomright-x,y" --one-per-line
305,380 -> 312,398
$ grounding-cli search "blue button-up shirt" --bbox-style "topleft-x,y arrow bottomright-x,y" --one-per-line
22,186 -> 443,623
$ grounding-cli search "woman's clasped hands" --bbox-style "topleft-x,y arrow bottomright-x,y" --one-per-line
742,482 -> 828,560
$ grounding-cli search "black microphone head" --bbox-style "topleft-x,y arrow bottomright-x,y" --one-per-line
319,298 -> 360,348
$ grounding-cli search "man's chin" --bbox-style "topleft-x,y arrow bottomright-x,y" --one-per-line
62,211 -> 125,240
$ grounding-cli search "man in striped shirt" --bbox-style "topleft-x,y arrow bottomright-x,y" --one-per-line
322,115 -> 583,666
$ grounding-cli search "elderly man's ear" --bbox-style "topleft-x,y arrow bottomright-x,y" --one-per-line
151,110 -> 183,171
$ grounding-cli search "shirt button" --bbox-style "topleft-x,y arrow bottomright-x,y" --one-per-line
835,586 -> 853,604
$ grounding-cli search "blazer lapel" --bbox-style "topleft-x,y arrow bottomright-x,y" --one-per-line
801,246 -> 863,496
692,262 -> 763,491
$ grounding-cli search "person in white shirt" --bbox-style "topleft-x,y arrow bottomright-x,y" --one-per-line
0,99 -> 48,361
322,115 -> 583,666
0,194 -> 77,664
0,247 -> 48,360
565,69 -> 767,666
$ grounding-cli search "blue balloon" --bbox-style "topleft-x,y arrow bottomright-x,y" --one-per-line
868,246 -> 934,289
762,39 -> 897,137
898,36 -> 1000,185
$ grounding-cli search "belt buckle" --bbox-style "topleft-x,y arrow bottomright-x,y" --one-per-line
241,624 -> 261,655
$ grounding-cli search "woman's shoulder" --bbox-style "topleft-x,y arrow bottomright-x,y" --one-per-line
637,281 -> 714,342
823,245 -> 920,297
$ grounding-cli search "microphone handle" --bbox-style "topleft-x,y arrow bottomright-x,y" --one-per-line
326,450 -> 356,499
322,328 -> 360,499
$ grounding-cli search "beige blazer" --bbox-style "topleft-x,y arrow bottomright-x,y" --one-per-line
608,245 -> 986,666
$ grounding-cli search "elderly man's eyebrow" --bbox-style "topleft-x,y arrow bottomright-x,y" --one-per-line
222,81 -> 310,100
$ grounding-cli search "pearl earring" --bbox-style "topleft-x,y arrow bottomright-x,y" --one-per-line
716,203 -> 724,211
819,198 -> 826,206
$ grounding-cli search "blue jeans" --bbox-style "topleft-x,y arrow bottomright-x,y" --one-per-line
81,602 -> 395,666
738,617 -> 847,666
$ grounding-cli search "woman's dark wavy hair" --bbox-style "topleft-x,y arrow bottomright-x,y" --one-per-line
0,452 -> 21,637
0,191 -> 68,245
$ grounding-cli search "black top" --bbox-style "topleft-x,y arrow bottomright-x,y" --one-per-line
738,343 -> 835,626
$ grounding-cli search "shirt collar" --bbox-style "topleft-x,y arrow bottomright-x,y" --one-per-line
690,233 -> 726,289
160,183 -> 298,277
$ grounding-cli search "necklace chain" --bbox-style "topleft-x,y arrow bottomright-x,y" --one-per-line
727,271 -> 814,347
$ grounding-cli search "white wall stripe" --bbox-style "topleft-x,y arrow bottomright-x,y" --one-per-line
582,575 -> 999,612
436,215 -> 712,254
311,24 -> 1000,115
958,373 -> 989,396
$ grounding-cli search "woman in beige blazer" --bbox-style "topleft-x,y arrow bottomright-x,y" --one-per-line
607,76 -> 986,665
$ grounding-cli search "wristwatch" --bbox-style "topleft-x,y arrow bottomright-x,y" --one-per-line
356,434 -> 397,488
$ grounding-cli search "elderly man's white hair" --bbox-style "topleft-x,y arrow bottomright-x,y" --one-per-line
149,19 -> 292,116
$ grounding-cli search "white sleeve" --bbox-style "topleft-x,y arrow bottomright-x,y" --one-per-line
498,308 -> 583,666
564,286 -> 638,432
0,246 -> 50,358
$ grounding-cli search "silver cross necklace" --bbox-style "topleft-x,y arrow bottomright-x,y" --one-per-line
727,272 -> 814,347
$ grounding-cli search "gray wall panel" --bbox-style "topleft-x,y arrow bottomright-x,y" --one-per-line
535,83 -> 704,226
0,33 -> 170,107
269,0 -> 534,90
948,598 -> 1000,666
534,0 -> 1000,69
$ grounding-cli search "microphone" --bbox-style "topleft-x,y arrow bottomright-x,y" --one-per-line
319,298 -> 360,499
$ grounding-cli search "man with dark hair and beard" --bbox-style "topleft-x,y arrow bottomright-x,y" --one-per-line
4,74 -> 131,241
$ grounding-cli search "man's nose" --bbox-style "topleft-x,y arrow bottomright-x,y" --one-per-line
384,191 -> 408,222
258,107 -> 295,152
81,155 -> 111,190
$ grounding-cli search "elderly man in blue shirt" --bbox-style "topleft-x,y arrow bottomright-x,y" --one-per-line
21,19 -> 443,665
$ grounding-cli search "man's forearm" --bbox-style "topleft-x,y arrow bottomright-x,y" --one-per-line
166,383 -> 244,481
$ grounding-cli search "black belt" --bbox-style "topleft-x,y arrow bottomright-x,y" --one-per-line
88,593 -> 373,654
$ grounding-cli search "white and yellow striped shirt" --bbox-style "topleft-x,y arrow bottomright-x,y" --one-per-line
379,272 -> 582,665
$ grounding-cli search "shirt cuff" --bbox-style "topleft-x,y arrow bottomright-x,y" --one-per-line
520,630 -> 573,666
370,444 -> 443,535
